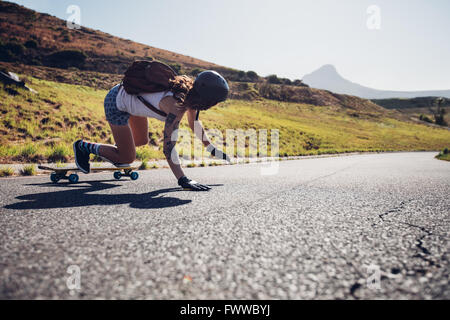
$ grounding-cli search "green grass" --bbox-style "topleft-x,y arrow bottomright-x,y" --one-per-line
20,143 -> 38,157
20,164 -> 36,176
45,144 -> 71,162
436,148 -> 450,161
0,166 -> 14,177
138,159 -> 150,170
1,76 -> 450,164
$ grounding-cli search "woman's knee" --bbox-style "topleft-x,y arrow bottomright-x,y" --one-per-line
134,137 -> 149,147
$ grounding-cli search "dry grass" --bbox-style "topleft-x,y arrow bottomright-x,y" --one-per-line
20,164 -> 36,176
0,166 -> 14,177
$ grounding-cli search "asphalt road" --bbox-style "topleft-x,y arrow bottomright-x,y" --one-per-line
0,152 -> 449,299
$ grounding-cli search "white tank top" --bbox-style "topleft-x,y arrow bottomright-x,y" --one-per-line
115,86 -> 173,122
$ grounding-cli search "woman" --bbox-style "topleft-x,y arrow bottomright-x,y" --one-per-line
73,70 -> 230,191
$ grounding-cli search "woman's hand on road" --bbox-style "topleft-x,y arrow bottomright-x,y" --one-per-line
178,176 -> 211,191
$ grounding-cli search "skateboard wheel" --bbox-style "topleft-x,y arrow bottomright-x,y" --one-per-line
68,174 -> 79,183
50,173 -> 60,183
130,172 -> 139,181
114,171 -> 122,180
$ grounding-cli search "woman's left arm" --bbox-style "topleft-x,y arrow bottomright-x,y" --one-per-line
187,109 -> 231,162
187,108 -> 211,148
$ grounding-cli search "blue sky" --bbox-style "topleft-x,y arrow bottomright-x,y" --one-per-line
8,0 -> 450,91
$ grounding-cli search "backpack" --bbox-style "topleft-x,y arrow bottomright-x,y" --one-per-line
121,60 -> 201,120
122,60 -> 177,95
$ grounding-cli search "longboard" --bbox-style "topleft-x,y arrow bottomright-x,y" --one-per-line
38,165 -> 140,183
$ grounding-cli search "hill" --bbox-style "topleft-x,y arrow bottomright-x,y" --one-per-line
0,1 -> 220,75
0,1 -> 449,164
0,1 -> 380,109
1,75 -> 450,164
372,97 -> 449,127
303,64 -> 450,99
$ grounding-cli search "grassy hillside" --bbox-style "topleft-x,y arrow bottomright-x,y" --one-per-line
1,75 -> 450,164
1,1 -> 449,165
373,97 -> 450,127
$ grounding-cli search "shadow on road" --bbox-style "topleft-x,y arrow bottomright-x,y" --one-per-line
4,180 -> 192,210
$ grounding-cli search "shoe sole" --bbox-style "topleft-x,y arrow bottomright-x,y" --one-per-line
73,141 -> 90,174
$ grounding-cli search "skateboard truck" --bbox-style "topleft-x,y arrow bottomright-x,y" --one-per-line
38,165 -> 139,183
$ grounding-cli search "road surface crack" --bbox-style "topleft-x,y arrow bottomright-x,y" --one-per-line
372,199 -> 413,227
374,201 -> 442,274
399,222 -> 441,269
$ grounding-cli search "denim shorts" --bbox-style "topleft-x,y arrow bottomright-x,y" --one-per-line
104,85 -> 130,126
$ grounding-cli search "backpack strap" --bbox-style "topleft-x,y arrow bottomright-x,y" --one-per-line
137,96 -> 168,118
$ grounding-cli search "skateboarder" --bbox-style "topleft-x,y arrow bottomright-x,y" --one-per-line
73,70 -> 230,191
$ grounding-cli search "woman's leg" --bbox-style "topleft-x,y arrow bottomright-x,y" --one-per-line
128,115 -> 149,147
98,123 -> 136,164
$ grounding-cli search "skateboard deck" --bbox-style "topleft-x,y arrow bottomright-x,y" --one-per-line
38,165 -> 140,183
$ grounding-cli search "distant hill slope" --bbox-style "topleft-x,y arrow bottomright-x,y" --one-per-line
0,1 -> 223,75
303,65 -> 450,99
0,1 -> 436,125
372,97 -> 450,127
0,1 -> 305,84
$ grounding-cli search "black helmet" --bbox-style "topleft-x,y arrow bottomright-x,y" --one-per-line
193,71 -> 229,107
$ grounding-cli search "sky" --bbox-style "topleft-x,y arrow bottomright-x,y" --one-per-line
8,0 -> 450,91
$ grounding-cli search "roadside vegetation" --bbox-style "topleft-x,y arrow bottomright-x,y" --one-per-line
0,166 -> 14,177
436,148 -> 450,161
20,164 -> 36,176
1,76 -> 450,164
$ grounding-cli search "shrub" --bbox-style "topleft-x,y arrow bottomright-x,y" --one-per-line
47,144 -> 70,162
30,59 -> 43,66
4,42 -> 25,56
267,74 -> 281,84
21,164 -> 36,176
0,166 -> 14,177
168,63 -> 181,74
419,114 -> 433,123
281,78 -> 292,85
20,144 -> 38,158
246,71 -> 259,81
293,79 -> 308,87
139,159 -> 149,170
24,40 -> 38,49
0,49 -> 13,61
190,68 -> 203,77
136,147 -> 152,161
0,42 -> 25,62
45,50 -> 87,68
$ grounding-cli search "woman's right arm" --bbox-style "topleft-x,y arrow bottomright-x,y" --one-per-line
161,98 -> 211,191
163,111 -> 185,180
